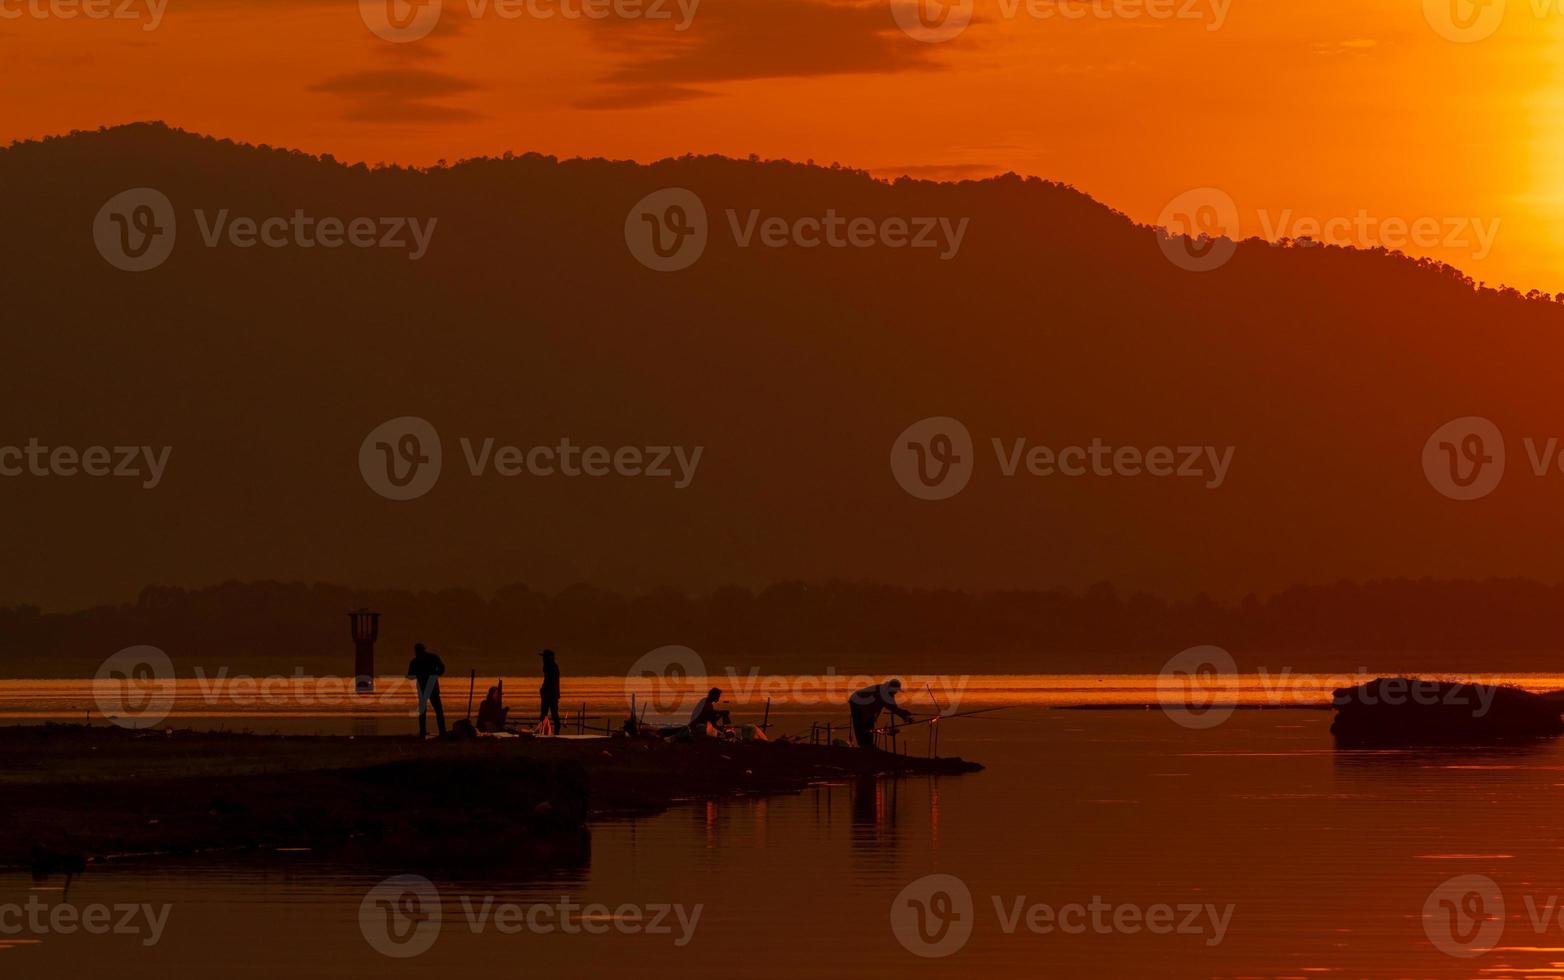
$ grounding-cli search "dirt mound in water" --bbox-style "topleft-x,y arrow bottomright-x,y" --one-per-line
1330,677 -> 1564,746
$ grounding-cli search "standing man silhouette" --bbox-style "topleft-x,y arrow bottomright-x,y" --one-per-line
406,642 -> 447,738
539,648 -> 563,735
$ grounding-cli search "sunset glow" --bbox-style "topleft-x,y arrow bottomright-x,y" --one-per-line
7,0 -> 1564,290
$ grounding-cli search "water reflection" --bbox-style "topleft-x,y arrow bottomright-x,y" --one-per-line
13,702 -> 1564,976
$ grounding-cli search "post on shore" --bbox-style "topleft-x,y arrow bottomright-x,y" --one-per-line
349,609 -> 380,694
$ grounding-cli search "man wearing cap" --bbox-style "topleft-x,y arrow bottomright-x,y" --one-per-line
538,648 -> 563,735
406,642 -> 447,738
848,678 -> 915,749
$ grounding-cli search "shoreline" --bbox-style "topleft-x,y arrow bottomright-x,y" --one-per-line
2,724 -> 982,874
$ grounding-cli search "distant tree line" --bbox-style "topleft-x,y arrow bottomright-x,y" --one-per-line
1,578 -> 1561,677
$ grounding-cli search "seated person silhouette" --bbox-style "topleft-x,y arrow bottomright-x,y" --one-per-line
476,686 -> 510,733
689,687 -> 732,737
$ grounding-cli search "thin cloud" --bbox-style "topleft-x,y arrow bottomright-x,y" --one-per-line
310,68 -> 484,123
579,0 -> 957,109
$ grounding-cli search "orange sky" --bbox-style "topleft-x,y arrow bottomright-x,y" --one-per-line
5,0 -> 1563,291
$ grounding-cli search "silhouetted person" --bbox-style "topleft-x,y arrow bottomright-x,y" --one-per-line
538,648 -> 562,735
406,643 -> 446,738
849,678 -> 914,749
476,685 -> 510,733
689,686 -> 731,737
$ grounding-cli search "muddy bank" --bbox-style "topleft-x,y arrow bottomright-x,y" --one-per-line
1330,677 -> 1564,746
1,725 -> 981,871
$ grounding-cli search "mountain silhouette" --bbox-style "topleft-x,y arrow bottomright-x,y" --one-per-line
4,122 -> 1562,615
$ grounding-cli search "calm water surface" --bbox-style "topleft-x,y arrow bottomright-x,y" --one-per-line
3,676 -> 1563,977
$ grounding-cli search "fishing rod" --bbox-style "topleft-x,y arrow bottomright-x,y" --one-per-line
870,705 -> 1010,734
925,682 -> 941,757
